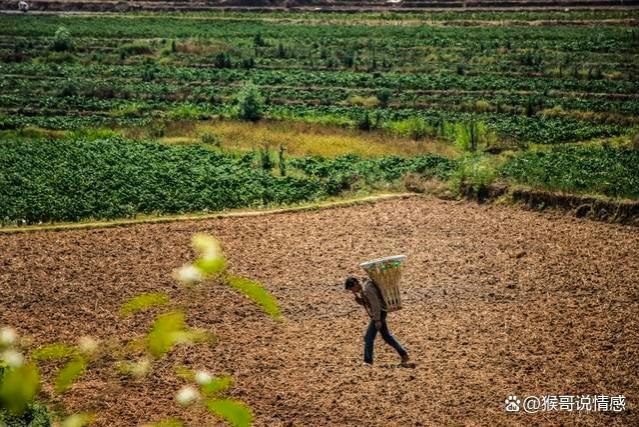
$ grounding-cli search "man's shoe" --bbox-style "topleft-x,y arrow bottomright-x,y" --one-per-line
363,362 -> 373,367
400,354 -> 410,365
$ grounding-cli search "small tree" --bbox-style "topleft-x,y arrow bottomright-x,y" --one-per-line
52,26 -> 73,52
357,111 -> 372,131
253,33 -> 266,47
235,82 -> 264,122
377,89 -> 392,108
259,145 -> 273,171
278,145 -> 286,177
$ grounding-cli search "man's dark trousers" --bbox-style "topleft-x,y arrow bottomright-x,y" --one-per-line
364,311 -> 407,364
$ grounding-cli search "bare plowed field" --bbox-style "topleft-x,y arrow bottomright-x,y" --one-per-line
1,196 -> 638,426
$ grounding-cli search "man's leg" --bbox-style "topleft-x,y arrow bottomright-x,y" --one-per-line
363,319 -> 378,364
379,312 -> 408,358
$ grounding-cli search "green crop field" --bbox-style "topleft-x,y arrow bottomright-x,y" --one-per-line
2,7 -> 639,427
0,10 -> 638,224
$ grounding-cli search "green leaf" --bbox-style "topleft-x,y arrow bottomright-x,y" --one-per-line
194,257 -> 227,275
147,312 -> 187,359
120,292 -> 170,316
201,376 -> 233,397
55,358 -> 87,394
62,413 -> 94,427
31,343 -> 79,361
0,363 -> 40,414
207,399 -> 253,427
145,312 -> 209,359
227,275 -> 281,320
148,419 -> 183,427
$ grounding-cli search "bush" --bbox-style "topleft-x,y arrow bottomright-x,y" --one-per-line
348,96 -> 379,108
0,363 -> 53,427
376,89 -> 392,108
201,132 -> 221,147
119,41 -> 152,57
167,104 -> 209,120
631,133 -> 639,151
389,117 -> 432,140
450,155 -> 497,197
51,26 -> 72,52
0,403 -> 52,427
234,82 -> 264,122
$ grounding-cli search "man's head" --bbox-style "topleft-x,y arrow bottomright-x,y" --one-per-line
344,276 -> 362,293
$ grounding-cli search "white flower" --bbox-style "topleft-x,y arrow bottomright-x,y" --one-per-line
173,264 -> 203,285
2,349 -> 24,367
78,336 -> 98,354
194,370 -> 212,385
176,386 -> 199,406
131,358 -> 151,377
0,327 -> 17,346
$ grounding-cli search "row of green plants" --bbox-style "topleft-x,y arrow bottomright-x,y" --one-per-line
3,63 -> 636,95
2,15 -> 635,55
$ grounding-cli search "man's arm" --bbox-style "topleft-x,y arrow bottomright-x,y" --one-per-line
363,284 -> 382,322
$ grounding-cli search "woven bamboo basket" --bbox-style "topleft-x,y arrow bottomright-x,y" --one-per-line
359,255 -> 406,312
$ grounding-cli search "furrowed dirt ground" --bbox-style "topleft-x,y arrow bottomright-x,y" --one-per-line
1,196 -> 638,426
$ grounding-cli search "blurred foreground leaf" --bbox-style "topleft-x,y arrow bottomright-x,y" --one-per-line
201,376 -> 233,397
194,257 -> 227,276
62,412 -> 94,427
147,419 -> 184,427
31,343 -> 78,361
227,275 -> 281,320
0,363 -> 40,414
120,293 -> 170,316
55,358 -> 87,393
146,312 -> 208,359
207,399 -> 253,427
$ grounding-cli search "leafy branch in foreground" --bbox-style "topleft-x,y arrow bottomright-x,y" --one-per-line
0,233 -> 281,427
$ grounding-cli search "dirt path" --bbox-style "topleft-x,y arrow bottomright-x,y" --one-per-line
1,196 -> 637,426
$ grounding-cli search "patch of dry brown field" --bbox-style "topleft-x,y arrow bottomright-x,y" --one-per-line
1,197 -> 637,426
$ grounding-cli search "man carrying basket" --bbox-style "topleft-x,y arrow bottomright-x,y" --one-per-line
345,275 -> 410,366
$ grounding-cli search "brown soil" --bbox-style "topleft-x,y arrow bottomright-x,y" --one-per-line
1,196 -> 638,426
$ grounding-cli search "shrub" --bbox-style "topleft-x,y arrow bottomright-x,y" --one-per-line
348,96 -> 379,108
167,104 -> 209,120
278,145 -> 286,177
119,41 -> 152,57
201,132 -> 221,147
450,155 -> 497,197
356,111 -> 373,131
389,117 -> 432,140
455,120 -> 483,152
51,26 -> 72,52
376,89 -> 392,107
258,145 -> 274,171
474,100 -> 492,113
234,82 -> 264,122
631,133 -> 639,151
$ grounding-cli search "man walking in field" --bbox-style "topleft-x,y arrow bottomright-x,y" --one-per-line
345,276 -> 410,366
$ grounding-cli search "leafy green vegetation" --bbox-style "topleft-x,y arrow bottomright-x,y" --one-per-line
500,146 -> 639,199
0,137 -> 456,224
